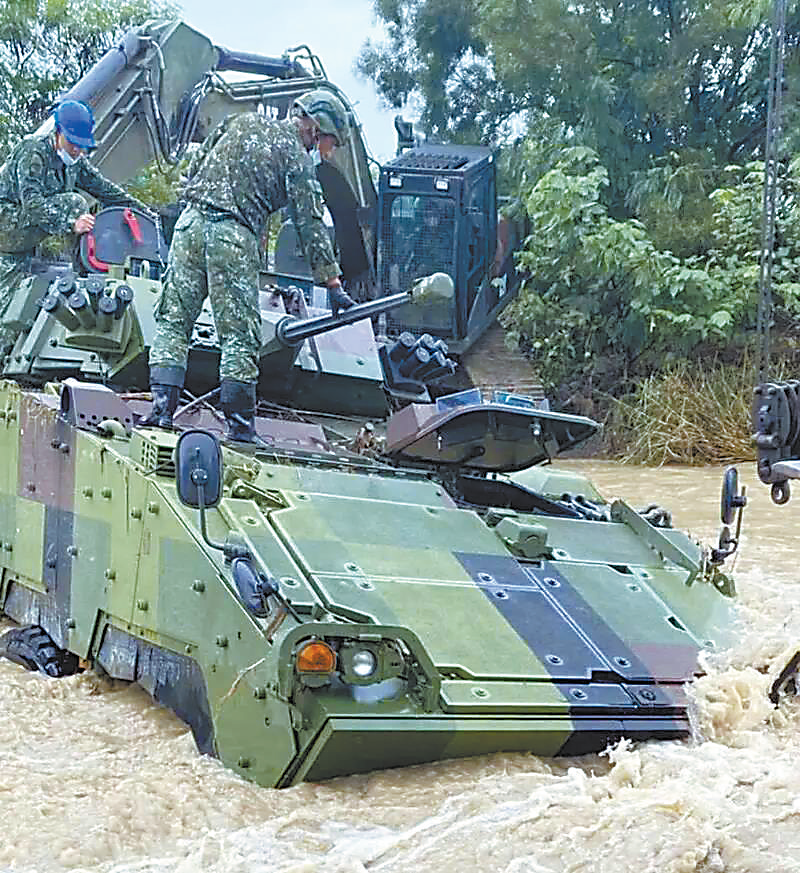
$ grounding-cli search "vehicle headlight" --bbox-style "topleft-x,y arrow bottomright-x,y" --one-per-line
351,649 -> 378,678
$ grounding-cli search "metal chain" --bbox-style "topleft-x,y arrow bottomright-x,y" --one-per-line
757,0 -> 788,382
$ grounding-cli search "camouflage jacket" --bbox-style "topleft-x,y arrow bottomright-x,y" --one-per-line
0,133 -> 147,253
184,114 -> 341,284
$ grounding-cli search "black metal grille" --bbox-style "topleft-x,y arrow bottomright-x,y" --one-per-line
388,152 -> 469,170
380,194 -> 456,334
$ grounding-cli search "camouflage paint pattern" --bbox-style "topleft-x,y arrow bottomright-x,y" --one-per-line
0,134 -> 148,252
148,207 -> 262,382
0,377 -> 736,789
0,133 -> 147,346
183,114 -> 340,284
150,115 -> 342,382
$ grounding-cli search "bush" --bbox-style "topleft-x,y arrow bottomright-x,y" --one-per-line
603,359 -> 756,465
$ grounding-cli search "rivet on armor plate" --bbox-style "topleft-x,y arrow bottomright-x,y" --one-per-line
66,618 -> 76,629
67,545 -> 78,556
82,487 -> 93,498
216,635 -> 229,647
136,599 -> 148,611
104,569 -> 116,580
101,487 -> 112,498
147,502 -> 160,514
192,580 -> 206,592
130,507 -> 142,518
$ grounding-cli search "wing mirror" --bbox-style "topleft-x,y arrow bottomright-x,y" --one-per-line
175,429 -> 226,553
175,429 -> 222,509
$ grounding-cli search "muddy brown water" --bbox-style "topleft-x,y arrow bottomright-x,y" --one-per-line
2,460 -> 800,873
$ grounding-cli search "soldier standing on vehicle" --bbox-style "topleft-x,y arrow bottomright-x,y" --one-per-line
142,88 -> 355,442
0,100 -> 150,354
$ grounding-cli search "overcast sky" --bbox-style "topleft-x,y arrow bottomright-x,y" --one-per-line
179,0 -> 401,161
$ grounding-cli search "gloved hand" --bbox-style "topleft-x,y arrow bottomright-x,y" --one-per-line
326,278 -> 356,316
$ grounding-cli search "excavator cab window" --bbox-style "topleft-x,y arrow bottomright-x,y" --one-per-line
381,194 -> 456,334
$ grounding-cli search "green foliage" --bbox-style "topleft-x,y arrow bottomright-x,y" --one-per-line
359,0 -> 519,142
704,159 -> 800,318
0,0 -> 177,159
362,0 -> 800,171
126,157 -> 186,206
501,145 -> 743,394
502,141 -> 800,401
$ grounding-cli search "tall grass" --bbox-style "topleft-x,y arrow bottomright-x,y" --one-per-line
604,359 -> 757,465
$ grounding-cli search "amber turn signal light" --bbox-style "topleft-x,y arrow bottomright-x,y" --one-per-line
296,640 -> 336,673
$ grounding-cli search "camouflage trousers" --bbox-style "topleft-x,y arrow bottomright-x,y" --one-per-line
148,206 -> 261,383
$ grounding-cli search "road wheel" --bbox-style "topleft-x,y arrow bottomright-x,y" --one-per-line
0,625 -> 80,677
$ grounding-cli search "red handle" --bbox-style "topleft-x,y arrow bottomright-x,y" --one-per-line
85,233 -> 108,272
123,207 -> 144,244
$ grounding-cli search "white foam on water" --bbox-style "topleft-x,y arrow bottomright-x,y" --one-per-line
2,462 -> 800,872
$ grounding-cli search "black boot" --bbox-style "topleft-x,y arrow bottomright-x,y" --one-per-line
328,285 -> 356,316
140,385 -> 180,428
221,379 -> 258,443
139,366 -> 184,429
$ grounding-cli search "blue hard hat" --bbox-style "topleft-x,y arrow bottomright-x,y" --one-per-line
53,100 -> 96,149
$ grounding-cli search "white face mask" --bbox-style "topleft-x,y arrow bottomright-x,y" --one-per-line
57,148 -> 78,167
310,146 -> 322,166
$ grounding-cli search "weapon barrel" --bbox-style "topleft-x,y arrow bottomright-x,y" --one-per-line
277,291 -> 411,347
68,290 -> 97,330
96,294 -> 117,333
41,292 -> 81,332
114,284 -> 134,319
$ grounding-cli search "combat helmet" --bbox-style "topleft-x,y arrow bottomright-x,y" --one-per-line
293,90 -> 349,147
53,100 -> 96,150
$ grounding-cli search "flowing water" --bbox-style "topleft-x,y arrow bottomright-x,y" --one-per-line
2,461 -> 799,873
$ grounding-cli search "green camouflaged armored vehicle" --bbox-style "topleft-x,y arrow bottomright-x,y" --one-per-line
0,205 -> 737,786
0,18 -> 738,784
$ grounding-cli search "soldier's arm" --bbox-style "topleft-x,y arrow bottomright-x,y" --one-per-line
285,160 -> 341,285
16,145 -> 85,235
75,159 -> 150,213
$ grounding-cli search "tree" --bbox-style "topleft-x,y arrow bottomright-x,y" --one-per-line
501,142 -> 800,397
359,0 -> 800,211
358,0 -> 522,143
0,0 -> 177,159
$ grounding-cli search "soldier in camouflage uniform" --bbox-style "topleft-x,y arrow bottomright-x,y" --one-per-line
144,88 -> 355,442
0,100 -> 149,353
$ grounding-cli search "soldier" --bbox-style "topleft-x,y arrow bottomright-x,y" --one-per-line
143,88 -> 355,442
0,100 -> 150,353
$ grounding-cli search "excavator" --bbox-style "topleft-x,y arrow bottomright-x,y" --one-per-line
0,16 -> 521,390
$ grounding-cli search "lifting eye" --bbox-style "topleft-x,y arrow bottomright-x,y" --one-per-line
296,640 -> 336,673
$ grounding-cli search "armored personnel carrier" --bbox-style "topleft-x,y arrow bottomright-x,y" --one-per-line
0,205 -> 738,787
